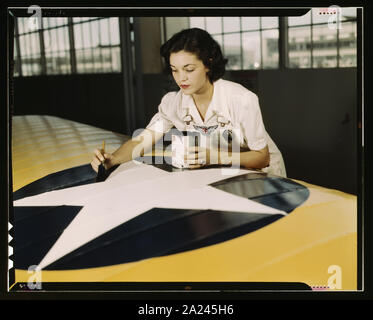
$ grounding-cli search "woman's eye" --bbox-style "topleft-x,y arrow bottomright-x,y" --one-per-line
171,69 -> 177,73
186,69 -> 194,73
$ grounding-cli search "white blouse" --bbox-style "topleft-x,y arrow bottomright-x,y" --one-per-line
146,79 -> 286,177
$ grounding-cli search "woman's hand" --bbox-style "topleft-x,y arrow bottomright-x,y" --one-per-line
91,148 -> 116,173
184,146 -> 212,169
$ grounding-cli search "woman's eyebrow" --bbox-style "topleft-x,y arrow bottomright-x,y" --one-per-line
170,64 -> 196,68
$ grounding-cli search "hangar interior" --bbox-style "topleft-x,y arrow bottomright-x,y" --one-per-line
11,9 -> 359,194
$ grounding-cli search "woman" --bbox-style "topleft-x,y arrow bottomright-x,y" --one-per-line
91,28 -> 286,177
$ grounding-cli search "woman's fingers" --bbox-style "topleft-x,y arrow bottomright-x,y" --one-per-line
184,146 -> 207,166
91,148 -> 107,172
94,148 -> 105,162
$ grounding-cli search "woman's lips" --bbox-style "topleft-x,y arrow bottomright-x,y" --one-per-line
180,85 -> 190,89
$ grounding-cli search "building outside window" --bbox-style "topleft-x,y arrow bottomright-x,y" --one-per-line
190,8 -> 357,70
288,7 -> 357,68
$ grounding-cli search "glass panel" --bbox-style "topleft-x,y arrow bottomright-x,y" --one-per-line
288,26 -> 311,68
339,21 -> 357,67
261,17 -> 278,29
101,48 -> 111,71
111,46 -> 121,72
42,18 -> 49,29
57,27 -> 69,52
262,29 -> 279,68
48,29 -> 58,52
242,31 -> 261,69
288,10 -> 311,26
18,35 -> 27,58
82,23 -> 92,48
90,19 -> 100,48
223,17 -> 240,33
76,49 -> 86,73
74,23 -> 83,49
99,18 -> 110,46
109,18 -> 120,45
17,18 -> 25,34
31,56 -> 41,75
48,18 -> 56,28
190,17 -> 205,29
55,18 -> 68,26
241,17 -> 259,31
206,17 -> 222,34
223,33 -> 241,70
312,24 -> 337,68
341,7 -> 357,20
29,32 -> 40,55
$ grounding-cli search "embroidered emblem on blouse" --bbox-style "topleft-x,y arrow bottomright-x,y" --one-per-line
193,125 -> 218,135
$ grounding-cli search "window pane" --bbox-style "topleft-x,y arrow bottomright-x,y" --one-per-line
190,17 -> 205,29
74,23 -> 84,49
30,32 -> 40,55
241,17 -> 259,31
90,20 -> 100,48
17,18 -> 25,34
109,18 -> 120,45
341,7 -> 357,20
57,27 -> 69,52
339,21 -> 357,67
206,17 -> 222,34
111,46 -> 121,72
288,10 -> 311,26
312,24 -> 337,68
82,23 -> 92,48
55,18 -> 68,27
76,49 -> 86,73
262,29 -> 279,68
288,26 -> 311,68
261,17 -> 278,29
223,17 -> 240,33
99,19 -> 110,46
242,31 -> 261,69
223,33 -> 241,70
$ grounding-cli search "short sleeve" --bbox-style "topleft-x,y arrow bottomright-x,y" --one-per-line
239,92 -> 268,151
146,92 -> 176,134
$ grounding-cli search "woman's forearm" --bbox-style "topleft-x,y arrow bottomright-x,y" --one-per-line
111,139 -> 144,165
111,129 -> 162,166
218,146 -> 270,170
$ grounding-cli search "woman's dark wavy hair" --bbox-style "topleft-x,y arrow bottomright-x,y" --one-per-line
160,28 -> 228,83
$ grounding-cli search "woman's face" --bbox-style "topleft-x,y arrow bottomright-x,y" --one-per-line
169,50 -> 210,95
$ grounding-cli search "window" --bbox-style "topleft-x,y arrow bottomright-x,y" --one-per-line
15,17 -> 42,76
43,18 -> 71,74
288,8 -> 357,68
13,17 -> 122,76
73,17 -> 121,73
189,16 -> 279,70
